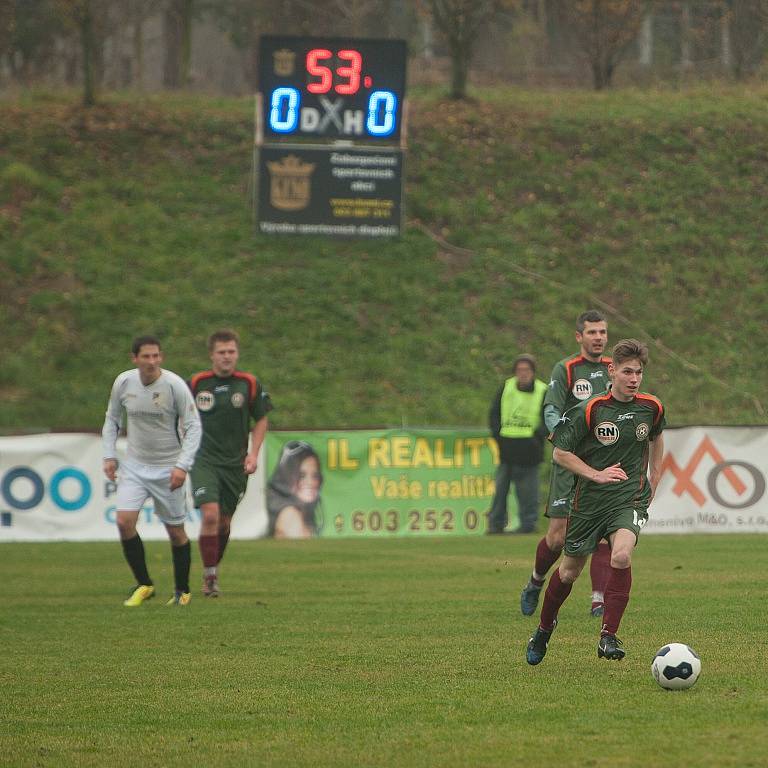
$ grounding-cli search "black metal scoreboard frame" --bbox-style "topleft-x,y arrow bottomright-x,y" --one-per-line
255,35 -> 407,238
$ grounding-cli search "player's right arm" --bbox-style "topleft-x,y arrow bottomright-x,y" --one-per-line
102,374 -> 124,480
543,361 -> 568,433
551,405 -> 627,484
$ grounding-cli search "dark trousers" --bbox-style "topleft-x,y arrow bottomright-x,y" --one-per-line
488,462 -> 540,533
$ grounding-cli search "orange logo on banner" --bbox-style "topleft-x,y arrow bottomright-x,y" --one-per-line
660,436 -> 747,506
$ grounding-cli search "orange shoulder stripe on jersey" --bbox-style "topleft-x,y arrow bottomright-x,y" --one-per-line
189,370 -> 216,392
635,393 -> 664,425
232,370 -> 258,404
601,356 -> 612,365
563,355 -> 584,389
584,393 -> 612,431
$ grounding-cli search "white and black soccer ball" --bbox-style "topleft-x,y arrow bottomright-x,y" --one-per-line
651,643 -> 701,690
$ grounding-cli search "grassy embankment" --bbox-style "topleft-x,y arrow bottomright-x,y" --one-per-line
1,87 -> 766,432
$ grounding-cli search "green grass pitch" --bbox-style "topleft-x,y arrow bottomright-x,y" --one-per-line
2,534 -> 766,767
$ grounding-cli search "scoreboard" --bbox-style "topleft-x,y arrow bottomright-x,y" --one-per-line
258,36 -> 407,142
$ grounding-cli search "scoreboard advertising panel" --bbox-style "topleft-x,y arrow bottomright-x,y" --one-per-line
256,36 -> 406,237
258,36 -> 406,143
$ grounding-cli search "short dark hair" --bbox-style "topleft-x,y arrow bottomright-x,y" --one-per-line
612,339 -> 648,367
208,329 -> 240,352
576,310 -> 606,333
131,335 -> 161,355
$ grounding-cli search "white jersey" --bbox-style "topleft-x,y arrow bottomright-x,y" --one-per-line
102,368 -> 201,471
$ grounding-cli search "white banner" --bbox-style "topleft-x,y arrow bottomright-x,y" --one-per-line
0,433 -> 267,542
1,427 -> 767,540
649,426 -> 768,533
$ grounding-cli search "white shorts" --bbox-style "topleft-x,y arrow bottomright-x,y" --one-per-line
116,459 -> 188,526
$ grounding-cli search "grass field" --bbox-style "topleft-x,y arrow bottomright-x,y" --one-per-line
2,534 -> 766,767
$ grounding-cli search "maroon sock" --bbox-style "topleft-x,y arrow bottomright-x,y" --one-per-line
602,566 -> 632,636
533,537 -> 561,584
590,541 -> 612,600
198,534 -> 219,569
540,568 -> 573,630
217,529 -> 231,564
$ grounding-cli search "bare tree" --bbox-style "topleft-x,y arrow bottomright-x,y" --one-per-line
421,0 -> 519,99
163,0 -> 194,88
54,0 -> 106,105
558,0 -> 650,89
719,0 -> 768,79
121,0 -> 154,89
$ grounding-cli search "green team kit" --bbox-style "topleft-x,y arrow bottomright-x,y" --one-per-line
544,353 -> 612,518
189,370 -> 273,515
552,391 -> 666,556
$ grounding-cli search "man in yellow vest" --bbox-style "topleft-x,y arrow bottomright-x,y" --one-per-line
487,354 -> 548,534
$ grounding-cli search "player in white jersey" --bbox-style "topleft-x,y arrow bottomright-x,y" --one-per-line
102,336 -> 202,607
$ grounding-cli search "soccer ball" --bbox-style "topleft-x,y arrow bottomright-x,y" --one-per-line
651,643 -> 701,690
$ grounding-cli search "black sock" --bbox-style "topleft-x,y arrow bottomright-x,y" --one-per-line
171,541 -> 191,593
121,535 -> 152,586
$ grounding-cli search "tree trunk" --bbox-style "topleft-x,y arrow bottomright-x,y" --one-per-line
133,16 -> 144,90
80,0 -> 96,107
180,0 -> 193,87
449,40 -> 470,99
163,4 -> 181,88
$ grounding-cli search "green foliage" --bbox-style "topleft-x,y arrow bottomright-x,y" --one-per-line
1,535 -> 767,767
0,89 -> 765,432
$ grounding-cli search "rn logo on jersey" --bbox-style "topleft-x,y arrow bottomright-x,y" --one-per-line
195,391 -> 215,412
636,423 -> 650,441
231,392 -> 245,408
572,379 -> 593,400
595,422 -> 620,445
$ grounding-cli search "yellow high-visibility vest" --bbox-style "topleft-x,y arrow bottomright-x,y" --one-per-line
499,378 -> 547,438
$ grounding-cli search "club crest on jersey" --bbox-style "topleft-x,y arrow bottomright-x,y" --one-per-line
195,391 -> 215,412
231,392 -> 245,408
572,378 -> 593,400
594,421 -> 619,445
636,423 -> 650,441
152,392 -> 164,406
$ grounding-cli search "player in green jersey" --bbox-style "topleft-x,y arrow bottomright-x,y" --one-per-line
189,330 -> 273,596
520,310 -> 613,617
526,339 -> 665,665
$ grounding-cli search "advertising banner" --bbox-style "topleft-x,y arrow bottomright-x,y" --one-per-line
649,426 -> 768,533
2,426 -> 767,541
0,434 -> 266,542
264,429 -> 501,538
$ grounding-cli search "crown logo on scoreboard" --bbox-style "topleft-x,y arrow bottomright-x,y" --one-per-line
273,48 -> 296,77
267,155 -> 316,211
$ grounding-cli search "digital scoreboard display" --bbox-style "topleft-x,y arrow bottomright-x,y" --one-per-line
258,36 -> 407,142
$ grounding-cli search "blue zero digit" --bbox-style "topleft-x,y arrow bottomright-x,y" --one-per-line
1,467 -> 44,510
270,87 -> 300,133
50,468 -> 91,511
366,90 -> 397,137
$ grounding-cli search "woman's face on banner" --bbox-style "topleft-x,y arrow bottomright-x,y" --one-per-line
294,455 -> 321,504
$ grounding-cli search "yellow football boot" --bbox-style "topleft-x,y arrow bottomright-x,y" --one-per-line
166,590 -> 191,606
123,584 -> 155,607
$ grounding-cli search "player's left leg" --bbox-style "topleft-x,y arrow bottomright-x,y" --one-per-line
598,523 -> 643,660
150,469 -> 192,606
199,501 -> 222,596
165,522 -> 191,606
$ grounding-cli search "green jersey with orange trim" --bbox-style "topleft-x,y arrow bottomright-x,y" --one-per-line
544,354 -> 612,423
552,392 -> 666,518
189,370 -> 273,468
